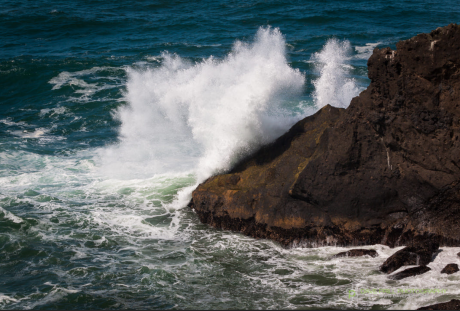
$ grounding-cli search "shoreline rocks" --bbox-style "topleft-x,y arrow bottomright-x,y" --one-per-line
331,249 -> 378,258
389,265 -> 431,280
380,240 -> 439,274
189,24 -> 460,248
441,263 -> 459,274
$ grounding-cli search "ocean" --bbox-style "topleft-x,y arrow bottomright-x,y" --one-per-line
1,0 -> 460,309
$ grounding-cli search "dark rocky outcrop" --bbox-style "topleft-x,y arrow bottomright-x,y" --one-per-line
441,263 -> 459,274
331,249 -> 378,258
380,240 -> 439,273
189,24 -> 460,248
388,265 -> 431,280
418,299 -> 460,310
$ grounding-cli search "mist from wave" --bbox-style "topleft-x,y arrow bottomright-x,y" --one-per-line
311,39 -> 360,109
97,28 -> 360,186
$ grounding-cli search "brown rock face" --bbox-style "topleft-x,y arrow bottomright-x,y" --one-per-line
189,24 -> 460,248
441,263 -> 459,274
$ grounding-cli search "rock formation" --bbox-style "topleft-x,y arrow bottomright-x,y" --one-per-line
441,263 -> 459,274
388,265 -> 431,280
189,24 -> 460,248
332,249 -> 378,258
379,240 -> 438,273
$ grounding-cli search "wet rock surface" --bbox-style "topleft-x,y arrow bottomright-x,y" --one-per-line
331,249 -> 378,258
441,263 -> 459,274
389,265 -> 431,280
189,24 -> 460,248
418,299 -> 460,310
380,240 -> 439,273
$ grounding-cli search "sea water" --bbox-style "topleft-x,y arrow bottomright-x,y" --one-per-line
1,0 -> 460,309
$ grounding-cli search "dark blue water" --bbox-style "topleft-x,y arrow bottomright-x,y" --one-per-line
1,1 -> 459,309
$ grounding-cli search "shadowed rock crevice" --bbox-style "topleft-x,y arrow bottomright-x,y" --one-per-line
189,24 -> 460,248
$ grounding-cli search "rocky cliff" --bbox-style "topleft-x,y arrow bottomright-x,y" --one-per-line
189,24 -> 460,248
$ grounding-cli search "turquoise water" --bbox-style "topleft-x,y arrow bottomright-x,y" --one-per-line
1,1 -> 460,309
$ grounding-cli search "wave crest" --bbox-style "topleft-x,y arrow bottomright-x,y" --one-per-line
99,27 -> 305,181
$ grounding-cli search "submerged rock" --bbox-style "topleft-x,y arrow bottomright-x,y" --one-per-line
418,299 -> 460,310
389,265 -> 431,280
380,240 -> 439,274
332,249 -> 378,258
441,263 -> 459,274
189,24 -> 460,248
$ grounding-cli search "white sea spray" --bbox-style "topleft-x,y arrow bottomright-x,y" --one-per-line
311,38 -> 360,109
98,27 -> 306,182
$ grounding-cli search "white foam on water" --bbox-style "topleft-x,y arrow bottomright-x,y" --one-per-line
311,38 -> 361,109
49,67 -> 122,89
0,147 -> 196,245
0,206 -> 23,223
355,42 -> 382,59
50,71 -> 95,91
0,118 -> 27,127
39,106 -> 70,118
26,287 -> 80,309
183,234 -> 460,310
0,294 -> 18,305
9,128 -> 49,138
145,55 -> 163,63
48,66 -> 125,102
